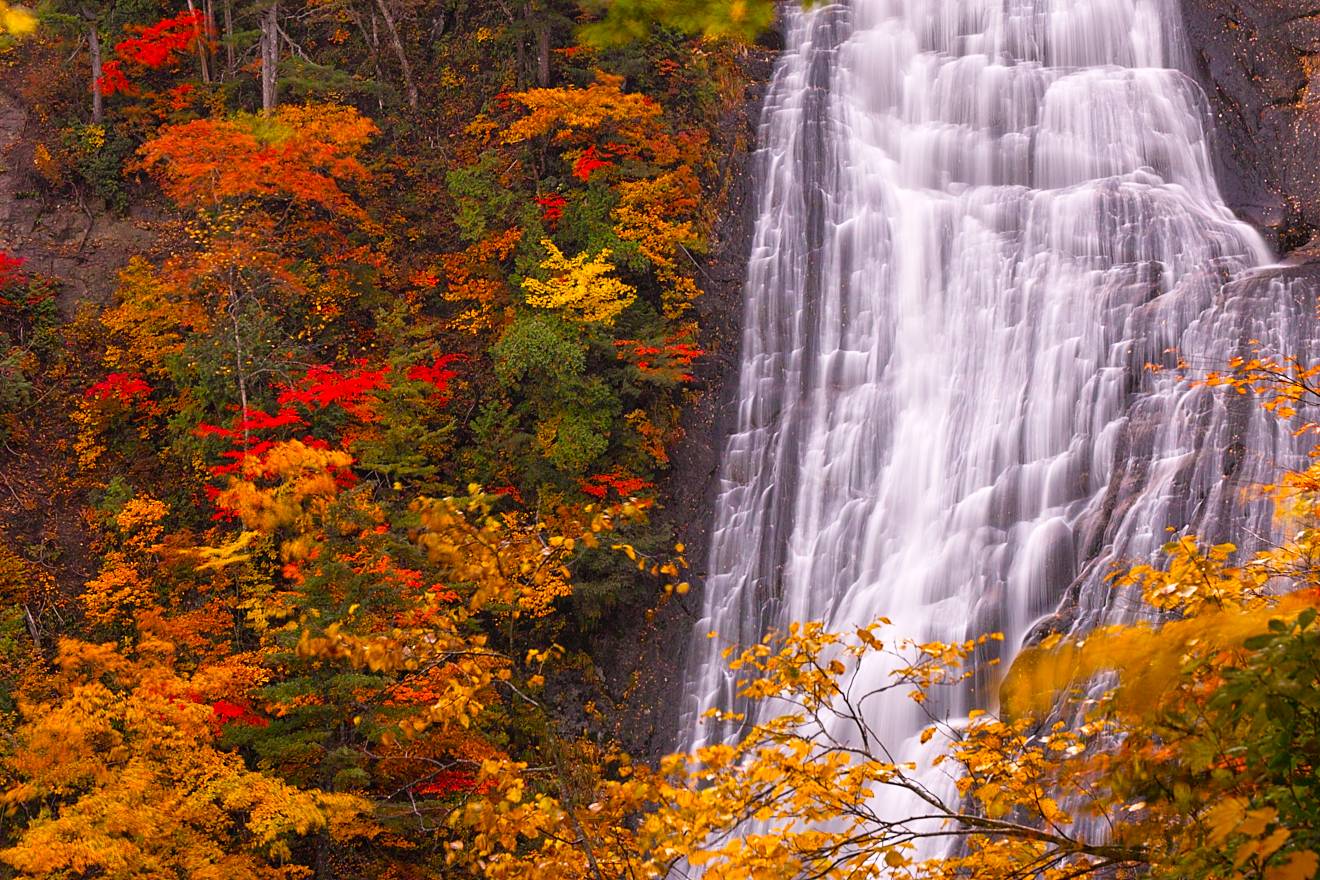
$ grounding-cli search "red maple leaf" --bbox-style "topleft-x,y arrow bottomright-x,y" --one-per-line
85,373 -> 152,403
533,193 -> 568,224
0,252 -> 26,287
572,146 -> 613,182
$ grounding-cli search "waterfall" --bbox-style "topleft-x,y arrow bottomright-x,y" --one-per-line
679,0 -> 1318,817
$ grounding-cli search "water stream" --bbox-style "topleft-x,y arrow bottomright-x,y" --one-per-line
680,0 -> 1318,837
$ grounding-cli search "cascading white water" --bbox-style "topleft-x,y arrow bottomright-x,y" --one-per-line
681,0 -> 1318,835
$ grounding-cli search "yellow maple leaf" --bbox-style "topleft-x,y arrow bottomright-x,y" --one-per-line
1266,851 -> 1320,880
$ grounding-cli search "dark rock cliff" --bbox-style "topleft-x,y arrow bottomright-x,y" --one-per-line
1180,0 -> 1320,251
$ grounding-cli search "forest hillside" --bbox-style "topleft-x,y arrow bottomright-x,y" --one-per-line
0,2 -> 1318,879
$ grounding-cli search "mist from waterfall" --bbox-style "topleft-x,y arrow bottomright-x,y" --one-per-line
679,0 -> 1318,837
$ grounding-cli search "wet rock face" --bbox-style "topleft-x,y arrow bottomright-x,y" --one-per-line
1180,0 -> 1320,249
0,88 -> 161,314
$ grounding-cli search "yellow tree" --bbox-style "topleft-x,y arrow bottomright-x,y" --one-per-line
495,72 -> 710,322
432,618 -> 1142,880
0,2 -> 34,35
521,240 -> 637,326
81,495 -> 171,630
0,633 -> 369,879
294,488 -> 660,870
499,73 -> 662,149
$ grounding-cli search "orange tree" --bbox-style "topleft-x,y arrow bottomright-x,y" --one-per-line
1,411 -> 661,877
86,103 -> 406,476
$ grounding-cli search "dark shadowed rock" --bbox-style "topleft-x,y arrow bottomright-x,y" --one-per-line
1180,0 -> 1320,249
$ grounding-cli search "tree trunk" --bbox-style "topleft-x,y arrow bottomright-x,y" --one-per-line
365,11 -> 386,111
228,281 -> 250,449
22,604 -> 41,651
185,0 -> 211,83
88,24 -> 103,123
533,3 -> 550,87
203,0 -> 216,81
372,0 -> 418,109
223,0 -> 235,76
260,1 -> 278,113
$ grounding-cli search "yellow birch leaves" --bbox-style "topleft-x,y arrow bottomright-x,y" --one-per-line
521,240 -> 637,326
0,3 -> 35,36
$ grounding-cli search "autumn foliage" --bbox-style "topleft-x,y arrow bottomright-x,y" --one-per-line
136,104 -> 377,218
23,4 -> 1320,880
0,252 -> 25,288
98,11 -> 212,97
521,239 -> 637,325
